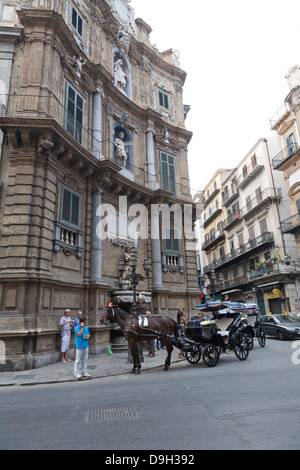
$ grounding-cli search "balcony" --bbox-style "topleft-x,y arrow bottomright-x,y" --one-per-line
203,186 -> 220,206
203,231 -> 274,273
222,187 -> 239,207
161,252 -> 184,274
269,102 -> 290,129
203,203 -> 222,228
53,221 -> 84,258
237,158 -> 264,189
272,143 -> 299,170
241,187 -> 282,221
202,229 -> 225,251
280,213 -> 300,235
223,211 -> 242,230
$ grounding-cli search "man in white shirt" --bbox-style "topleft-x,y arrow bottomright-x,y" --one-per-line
59,309 -> 74,362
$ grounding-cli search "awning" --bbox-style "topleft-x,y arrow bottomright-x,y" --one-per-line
221,289 -> 242,295
256,282 -> 280,289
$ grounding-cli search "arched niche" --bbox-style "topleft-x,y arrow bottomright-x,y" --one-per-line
113,123 -> 133,172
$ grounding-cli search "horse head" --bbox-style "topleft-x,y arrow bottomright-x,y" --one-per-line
100,302 -> 117,325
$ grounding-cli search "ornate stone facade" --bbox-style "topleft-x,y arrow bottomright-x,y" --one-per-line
0,0 -> 200,370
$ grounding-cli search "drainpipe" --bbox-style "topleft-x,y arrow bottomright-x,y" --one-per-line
265,138 -> 286,257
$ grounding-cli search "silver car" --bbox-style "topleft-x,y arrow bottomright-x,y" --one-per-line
260,314 -> 300,340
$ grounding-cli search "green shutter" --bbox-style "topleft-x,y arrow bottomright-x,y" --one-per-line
61,187 -> 80,228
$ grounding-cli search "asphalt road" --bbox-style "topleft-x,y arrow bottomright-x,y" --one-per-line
0,338 -> 299,451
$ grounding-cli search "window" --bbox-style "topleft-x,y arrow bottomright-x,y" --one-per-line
71,6 -> 83,36
259,217 -> 268,234
164,228 -> 180,253
248,225 -> 255,240
60,187 -> 80,228
251,154 -> 257,169
65,83 -> 84,144
286,133 -> 296,155
246,195 -> 252,211
158,90 -> 169,110
160,152 -> 176,195
256,187 -> 262,203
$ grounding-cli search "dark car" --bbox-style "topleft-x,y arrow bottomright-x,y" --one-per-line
260,314 -> 300,340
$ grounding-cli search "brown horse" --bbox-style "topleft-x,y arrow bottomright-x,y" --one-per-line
102,305 -> 178,375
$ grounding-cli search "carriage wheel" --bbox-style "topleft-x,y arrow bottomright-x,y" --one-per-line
233,333 -> 249,361
246,334 -> 254,351
202,345 -> 219,367
257,328 -> 266,347
185,346 -> 202,364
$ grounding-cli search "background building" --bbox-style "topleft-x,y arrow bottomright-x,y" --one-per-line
271,64 -> 300,258
198,137 -> 300,316
0,0 -> 200,371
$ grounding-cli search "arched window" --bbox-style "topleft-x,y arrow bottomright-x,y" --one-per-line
113,124 -> 132,172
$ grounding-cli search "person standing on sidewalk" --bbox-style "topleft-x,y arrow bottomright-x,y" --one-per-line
73,310 -> 83,329
60,309 -> 74,362
74,316 -> 91,380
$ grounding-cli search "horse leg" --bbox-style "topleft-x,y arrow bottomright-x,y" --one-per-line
129,341 -> 141,375
163,341 -> 173,371
128,342 -> 136,374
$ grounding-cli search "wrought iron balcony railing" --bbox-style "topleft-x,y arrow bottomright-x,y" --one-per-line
272,143 -> 299,170
203,231 -> 274,273
280,213 -> 300,234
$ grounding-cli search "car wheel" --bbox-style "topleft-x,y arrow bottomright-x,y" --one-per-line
277,330 -> 285,341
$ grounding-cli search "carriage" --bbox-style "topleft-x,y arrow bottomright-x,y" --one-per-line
171,302 -> 261,367
103,302 -> 256,374
237,307 -> 266,349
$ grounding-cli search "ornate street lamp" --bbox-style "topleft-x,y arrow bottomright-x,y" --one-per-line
123,247 -> 150,316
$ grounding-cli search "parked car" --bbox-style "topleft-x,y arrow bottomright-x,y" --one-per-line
260,314 -> 300,340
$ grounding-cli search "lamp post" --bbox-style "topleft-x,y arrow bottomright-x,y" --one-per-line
118,247 -> 150,316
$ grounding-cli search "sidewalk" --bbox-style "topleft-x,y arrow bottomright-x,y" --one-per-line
0,349 -> 184,387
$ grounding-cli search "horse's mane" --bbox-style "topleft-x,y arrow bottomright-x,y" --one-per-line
116,306 -> 131,321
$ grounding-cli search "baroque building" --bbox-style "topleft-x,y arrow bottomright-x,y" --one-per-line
0,0 -> 200,370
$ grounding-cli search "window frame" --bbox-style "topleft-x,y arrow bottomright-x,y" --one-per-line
65,82 -> 84,144
164,227 -> 180,253
160,151 -> 176,196
71,6 -> 83,37
60,186 -> 81,229
158,90 -> 170,111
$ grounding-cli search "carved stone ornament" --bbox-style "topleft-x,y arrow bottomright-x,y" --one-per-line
116,26 -> 131,55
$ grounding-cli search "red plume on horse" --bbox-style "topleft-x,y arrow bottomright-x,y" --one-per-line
101,304 -> 178,375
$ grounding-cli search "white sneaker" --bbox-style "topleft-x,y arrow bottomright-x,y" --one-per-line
75,374 -> 82,380
82,373 -> 91,378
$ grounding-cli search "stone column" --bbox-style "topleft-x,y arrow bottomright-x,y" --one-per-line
151,209 -> 163,289
146,129 -> 156,183
90,188 -> 104,283
92,90 -> 102,158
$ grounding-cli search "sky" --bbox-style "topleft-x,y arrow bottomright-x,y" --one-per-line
130,0 -> 299,193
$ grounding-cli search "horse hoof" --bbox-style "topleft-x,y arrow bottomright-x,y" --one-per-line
163,365 -> 169,371
130,369 -> 136,374
135,369 -> 141,375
